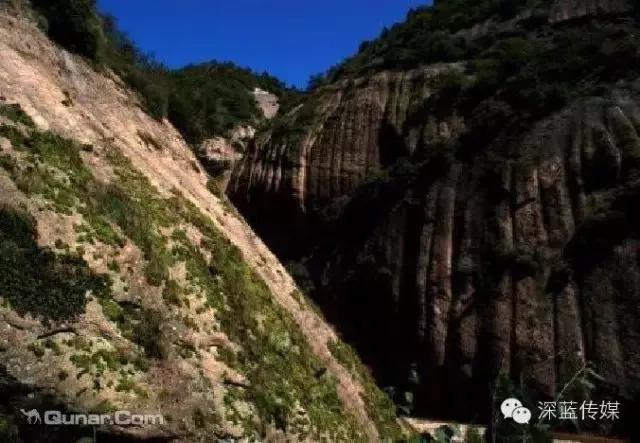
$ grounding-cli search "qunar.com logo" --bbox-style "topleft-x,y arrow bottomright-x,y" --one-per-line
19,409 -> 164,426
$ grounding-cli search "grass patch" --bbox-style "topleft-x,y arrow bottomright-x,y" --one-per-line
98,297 -> 165,360
328,339 -> 401,440
115,377 -> 147,397
27,342 -> 45,358
0,205 -> 111,321
0,121 -> 397,438
43,338 -> 62,355
171,201 -> 398,439
0,103 -> 35,127
0,125 -> 173,285
107,259 -> 120,272
70,346 -> 138,380
162,280 -> 182,306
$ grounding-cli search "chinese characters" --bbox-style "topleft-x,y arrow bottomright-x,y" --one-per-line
537,401 -> 620,422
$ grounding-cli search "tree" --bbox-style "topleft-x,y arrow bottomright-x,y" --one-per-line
32,0 -> 105,61
307,73 -> 327,91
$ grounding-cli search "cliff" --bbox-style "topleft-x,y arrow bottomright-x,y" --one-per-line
228,0 -> 640,434
229,65 -> 466,258
230,65 -> 464,213
548,0 -> 634,22
0,9 -> 400,442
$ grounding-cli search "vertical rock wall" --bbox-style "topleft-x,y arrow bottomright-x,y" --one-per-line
230,72 -> 640,419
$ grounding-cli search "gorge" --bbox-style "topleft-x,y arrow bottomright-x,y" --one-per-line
227,0 -> 640,438
1,0 -> 640,441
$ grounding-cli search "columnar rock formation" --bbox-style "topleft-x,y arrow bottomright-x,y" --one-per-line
231,65 -> 464,215
229,66 -> 466,257
229,16 -> 640,424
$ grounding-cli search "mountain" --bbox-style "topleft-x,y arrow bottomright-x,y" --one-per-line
26,0 -> 303,196
229,0 -> 640,438
29,0 -> 299,142
0,3 -> 400,442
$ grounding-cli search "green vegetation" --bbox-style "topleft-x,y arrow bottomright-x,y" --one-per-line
130,309 -> 164,359
69,345 -> 146,392
168,63 -> 297,145
97,297 -> 166,360
25,0 -> 298,144
162,279 -> 182,306
0,413 -> 19,443
206,178 -> 225,199
491,373 -> 552,443
0,123 -> 171,284
328,340 -> 401,440
465,426 -> 485,443
94,180 -> 173,285
304,0 -> 640,184
11,0 -> 631,437
31,0 -> 105,61
170,203 -> 379,440
91,399 -> 117,413
0,205 -> 111,320
43,338 -> 62,355
490,360 -> 609,442
317,0 -> 550,80
456,22 -> 640,165
412,424 -> 463,443
0,107 -> 397,438
0,103 -> 35,127
106,259 -> 120,272
115,376 -> 147,397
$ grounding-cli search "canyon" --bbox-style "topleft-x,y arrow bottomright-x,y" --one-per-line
0,5 -> 400,442
1,0 -> 640,441
228,0 -> 640,438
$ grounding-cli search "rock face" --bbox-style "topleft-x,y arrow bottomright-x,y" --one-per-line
197,125 -> 253,190
232,65 -> 463,212
548,0 -> 634,23
230,43 -> 640,432
323,94 -> 640,418
198,91 -> 279,191
0,9 -> 399,442
229,65 -> 465,255
253,87 -> 279,119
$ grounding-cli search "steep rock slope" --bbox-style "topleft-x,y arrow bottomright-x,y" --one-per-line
231,65 -> 462,211
0,10 -> 399,442
229,0 -> 640,434
229,65 -> 464,256
199,89 -> 280,192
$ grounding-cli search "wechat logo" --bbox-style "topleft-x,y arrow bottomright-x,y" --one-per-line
501,398 -> 532,424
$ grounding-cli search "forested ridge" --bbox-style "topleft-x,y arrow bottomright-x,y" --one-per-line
26,0 -> 299,146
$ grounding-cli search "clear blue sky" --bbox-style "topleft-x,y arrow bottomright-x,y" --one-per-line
97,0 -> 429,89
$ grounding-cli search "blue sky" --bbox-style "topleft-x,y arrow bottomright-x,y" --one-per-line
97,0 -> 429,88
